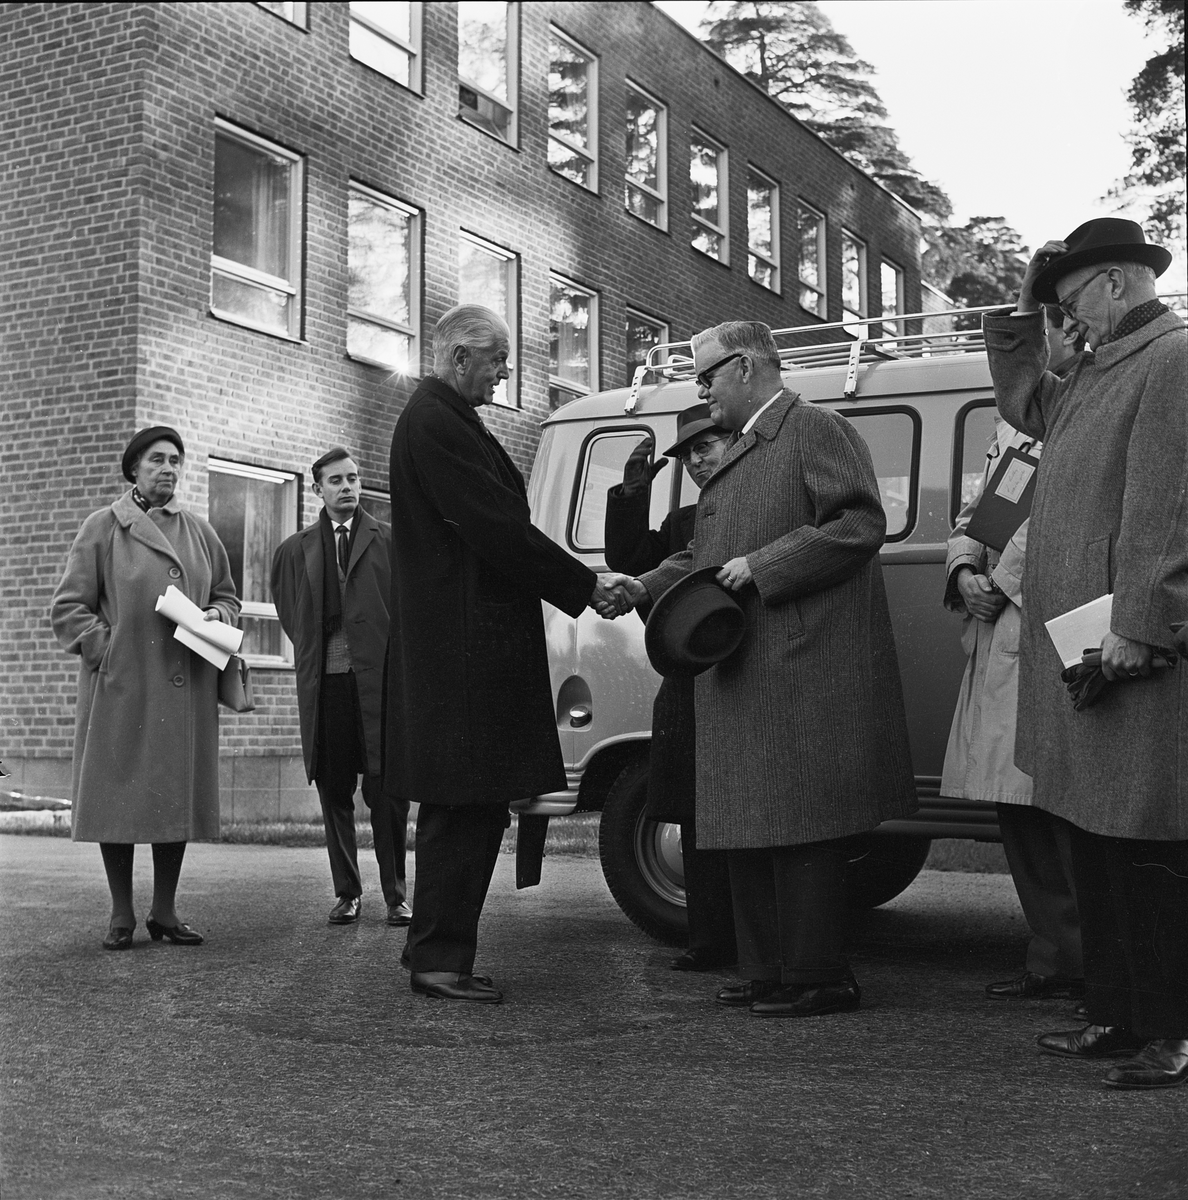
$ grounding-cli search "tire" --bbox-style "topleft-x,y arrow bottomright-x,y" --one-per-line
845,832 -> 932,911
598,753 -> 688,947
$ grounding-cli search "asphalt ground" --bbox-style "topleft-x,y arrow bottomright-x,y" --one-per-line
2,835 -> 1185,1200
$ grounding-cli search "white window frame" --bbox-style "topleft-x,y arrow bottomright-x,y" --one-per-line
795,201 -> 827,318
690,127 -> 728,264
350,2 -> 423,92
347,181 -> 421,374
842,229 -> 868,324
457,2 -> 519,147
255,1 -> 308,28
459,230 -> 519,408
360,487 -> 391,527
211,119 -> 304,342
881,258 -> 905,338
547,25 -> 599,192
549,272 -> 599,407
625,79 -> 667,231
207,458 -> 299,669
624,306 -> 668,385
747,165 -> 780,292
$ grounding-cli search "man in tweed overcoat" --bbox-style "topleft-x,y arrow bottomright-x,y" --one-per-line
984,218 -> 1188,1090
631,321 -> 916,1019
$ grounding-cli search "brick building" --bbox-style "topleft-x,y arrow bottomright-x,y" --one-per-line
0,1 -> 923,817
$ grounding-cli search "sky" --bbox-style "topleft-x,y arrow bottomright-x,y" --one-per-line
654,0 -> 1186,289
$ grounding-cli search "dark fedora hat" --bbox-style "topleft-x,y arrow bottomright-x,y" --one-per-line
644,566 -> 747,677
663,403 -> 730,458
1032,218 -> 1171,303
122,425 -> 185,482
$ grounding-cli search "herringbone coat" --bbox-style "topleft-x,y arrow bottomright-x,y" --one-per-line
638,392 -> 916,849
985,309 -> 1188,839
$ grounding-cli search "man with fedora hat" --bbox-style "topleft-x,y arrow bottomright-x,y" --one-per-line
983,218 -> 1188,1089
604,405 -> 737,972
621,320 -> 916,1019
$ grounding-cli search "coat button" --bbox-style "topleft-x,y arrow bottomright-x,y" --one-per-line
168,567 -> 181,579
172,675 -> 185,687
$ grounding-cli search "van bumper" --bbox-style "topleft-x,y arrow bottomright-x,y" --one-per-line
511,790 -> 580,816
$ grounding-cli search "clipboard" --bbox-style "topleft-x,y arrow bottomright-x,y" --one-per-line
964,444 -> 1040,552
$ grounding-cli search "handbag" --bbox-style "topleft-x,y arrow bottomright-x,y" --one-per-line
218,654 -> 256,712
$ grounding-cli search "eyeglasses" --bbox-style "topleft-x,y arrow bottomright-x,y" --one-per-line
695,352 -> 743,390
678,436 -> 728,464
1055,269 -> 1111,319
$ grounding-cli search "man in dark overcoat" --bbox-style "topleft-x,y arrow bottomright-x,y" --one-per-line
625,321 -> 917,1019
984,219 -> 1188,1090
388,303 -> 631,1004
271,448 -> 409,928
604,404 -> 737,971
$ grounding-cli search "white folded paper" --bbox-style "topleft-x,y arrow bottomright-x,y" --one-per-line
1044,593 -> 1113,669
155,584 -> 243,670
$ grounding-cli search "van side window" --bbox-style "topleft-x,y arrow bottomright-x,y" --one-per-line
953,403 -> 998,524
842,409 -> 918,540
570,429 -> 653,551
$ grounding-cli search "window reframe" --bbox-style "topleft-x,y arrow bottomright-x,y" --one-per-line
690,126 -> 728,264
841,228 -> 869,324
548,271 -> 600,410
456,1 -> 520,147
746,165 -> 780,292
624,306 -> 669,386
795,200 -> 827,318
349,1 -> 424,92
255,1 -> 308,29
547,25 -> 599,193
459,229 -> 520,409
624,79 -> 668,231
880,257 -> 905,339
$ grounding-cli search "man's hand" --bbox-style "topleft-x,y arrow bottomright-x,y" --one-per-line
1017,239 -> 1068,313
591,572 -> 643,619
1100,631 -> 1153,682
203,607 -> 222,622
956,567 -> 1007,622
621,435 -> 667,497
716,557 -> 752,592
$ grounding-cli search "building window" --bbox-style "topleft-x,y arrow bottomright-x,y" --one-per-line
548,27 -> 598,191
211,120 -> 303,340
549,274 -> 598,410
361,489 -> 391,527
625,81 -> 666,229
458,1 -> 518,145
459,232 -> 518,408
881,259 -> 904,338
842,230 -> 868,324
349,2 -> 422,91
747,168 -> 779,291
207,459 -> 299,666
795,202 -> 826,318
625,308 -> 668,386
347,183 -> 420,373
690,130 -> 727,262
256,1 -> 308,28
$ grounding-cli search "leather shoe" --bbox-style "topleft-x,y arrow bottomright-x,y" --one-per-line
1073,1002 -> 1089,1020
328,896 -> 361,925
1103,1039 -> 1188,1090
102,926 -> 134,951
671,948 -> 736,972
386,901 -> 413,927
985,971 -> 1084,1000
1037,1024 -> 1145,1059
751,978 -> 862,1018
410,971 -> 503,1004
715,980 -> 780,1008
145,918 -> 204,945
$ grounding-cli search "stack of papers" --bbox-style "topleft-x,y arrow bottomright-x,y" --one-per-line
155,585 -> 243,670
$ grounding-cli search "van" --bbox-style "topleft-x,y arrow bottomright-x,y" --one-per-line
513,308 -> 1024,943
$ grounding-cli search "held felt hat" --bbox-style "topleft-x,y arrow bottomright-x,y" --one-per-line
121,426 -> 185,482
663,403 -> 730,458
644,566 -> 747,677
1031,218 -> 1171,304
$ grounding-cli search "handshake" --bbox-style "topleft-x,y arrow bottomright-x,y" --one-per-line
589,573 -> 648,619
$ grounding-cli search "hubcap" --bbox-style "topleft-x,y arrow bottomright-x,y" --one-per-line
633,814 -> 686,907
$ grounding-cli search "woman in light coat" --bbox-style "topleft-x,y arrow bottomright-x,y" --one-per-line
51,427 -> 239,950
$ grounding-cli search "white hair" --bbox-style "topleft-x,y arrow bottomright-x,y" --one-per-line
432,304 -> 510,374
691,321 -> 782,372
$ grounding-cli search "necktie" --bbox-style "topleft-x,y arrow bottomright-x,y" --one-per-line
336,524 -> 349,576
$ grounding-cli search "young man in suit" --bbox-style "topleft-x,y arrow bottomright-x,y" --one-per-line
271,448 -> 410,928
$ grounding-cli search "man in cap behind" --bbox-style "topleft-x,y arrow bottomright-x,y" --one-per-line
984,218 -> 1188,1089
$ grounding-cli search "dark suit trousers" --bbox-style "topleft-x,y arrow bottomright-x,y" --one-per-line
727,838 -> 855,987
1065,819 -> 1188,1039
996,803 -> 1081,980
316,672 -> 408,906
404,801 -> 510,975
681,825 -> 736,960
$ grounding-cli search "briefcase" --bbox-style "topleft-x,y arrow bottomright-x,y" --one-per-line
218,654 -> 255,712
964,443 -> 1040,552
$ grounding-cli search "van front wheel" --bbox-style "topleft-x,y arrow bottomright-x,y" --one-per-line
598,753 -> 688,947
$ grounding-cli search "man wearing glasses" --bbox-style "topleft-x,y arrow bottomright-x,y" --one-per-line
604,404 -> 737,973
984,218 -> 1188,1090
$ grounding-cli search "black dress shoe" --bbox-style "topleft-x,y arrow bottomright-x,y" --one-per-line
145,918 -> 204,945
1036,1024 -> 1145,1059
386,901 -> 413,927
1104,1040 -> 1188,1090
328,896 -> 361,925
102,926 -> 134,951
671,948 -> 737,972
410,971 -> 503,1004
1073,1002 -> 1089,1020
715,980 -> 780,1008
751,978 -> 862,1018
985,972 -> 1084,1000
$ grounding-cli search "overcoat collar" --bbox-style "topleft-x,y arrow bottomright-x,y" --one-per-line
111,489 -> 184,568
298,506 -> 380,623
1094,310 -> 1184,371
703,390 -> 801,489
419,375 -> 486,428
